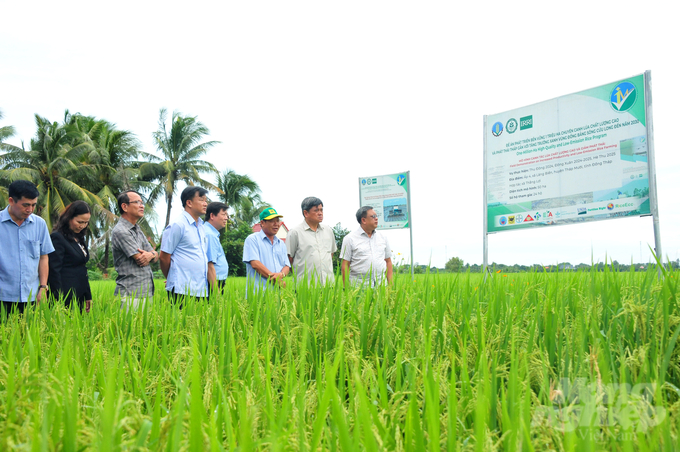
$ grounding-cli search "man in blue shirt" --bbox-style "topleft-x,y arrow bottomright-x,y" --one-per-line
205,201 -> 230,296
243,207 -> 290,292
160,186 -> 209,304
0,180 -> 55,315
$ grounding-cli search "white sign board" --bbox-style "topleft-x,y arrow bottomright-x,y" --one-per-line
485,74 -> 650,233
358,172 -> 410,230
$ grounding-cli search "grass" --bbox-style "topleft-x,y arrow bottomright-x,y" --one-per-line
0,267 -> 679,451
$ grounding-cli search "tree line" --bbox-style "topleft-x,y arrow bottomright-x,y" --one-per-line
440,256 -> 677,273
0,108 -> 266,276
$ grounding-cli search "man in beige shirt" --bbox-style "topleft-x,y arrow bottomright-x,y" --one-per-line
286,197 -> 337,285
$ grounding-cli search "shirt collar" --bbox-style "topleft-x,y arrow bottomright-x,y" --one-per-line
205,221 -> 219,235
257,229 -> 280,244
181,210 -> 203,226
117,216 -> 138,230
0,207 -> 35,225
0,207 -> 11,223
302,220 -> 324,231
357,226 -> 375,238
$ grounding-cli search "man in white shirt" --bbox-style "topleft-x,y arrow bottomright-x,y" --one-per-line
340,206 -> 393,287
286,197 -> 337,285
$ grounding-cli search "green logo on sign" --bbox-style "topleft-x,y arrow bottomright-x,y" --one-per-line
610,81 -> 637,112
506,118 -> 518,134
520,115 -> 533,130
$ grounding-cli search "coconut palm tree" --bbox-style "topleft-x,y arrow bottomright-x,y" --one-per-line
0,108 -> 23,207
142,108 -> 220,228
215,168 -> 265,225
0,109 -> 21,153
216,169 -> 261,210
68,114 -> 160,268
1,112 -> 103,230
67,114 -> 155,214
232,193 -> 268,226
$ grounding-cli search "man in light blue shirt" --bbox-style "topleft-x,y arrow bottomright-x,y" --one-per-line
243,207 -> 290,292
160,186 -> 209,304
0,180 -> 55,315
205,201 -> 229,296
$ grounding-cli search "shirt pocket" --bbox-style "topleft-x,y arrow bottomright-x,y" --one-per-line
354,244 -> 371,259
29,240 -> 41,259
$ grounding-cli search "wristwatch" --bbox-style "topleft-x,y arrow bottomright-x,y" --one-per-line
39,284 -> 48,290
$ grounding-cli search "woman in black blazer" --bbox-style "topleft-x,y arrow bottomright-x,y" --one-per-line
48,201 -> 92,311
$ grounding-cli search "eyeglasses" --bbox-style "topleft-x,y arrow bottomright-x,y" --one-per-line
368,214 -> 378,219
127,200 -> 144,206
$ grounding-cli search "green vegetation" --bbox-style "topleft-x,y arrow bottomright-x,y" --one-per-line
1,268 -> 678,450
332,222 -> 350,271
0,108 -> 21,206
446,257 -> 464,273
222,222 -> 257,277
216,169 -> 264,227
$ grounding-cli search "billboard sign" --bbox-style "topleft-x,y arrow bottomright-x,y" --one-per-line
485,74 -> 651,233
358,172 -> 410,230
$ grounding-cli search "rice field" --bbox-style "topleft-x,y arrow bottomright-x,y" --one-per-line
1,267 -> 679,451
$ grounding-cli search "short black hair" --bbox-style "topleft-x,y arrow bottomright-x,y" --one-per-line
205,202 -> 229,222
356,206 -> 373,224
117,190 -> 143,214
181,186 -> 208,207
8,180 -> 39,201
301,197 -> 323,215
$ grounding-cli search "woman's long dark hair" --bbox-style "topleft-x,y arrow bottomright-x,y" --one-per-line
54,201 -> 91,241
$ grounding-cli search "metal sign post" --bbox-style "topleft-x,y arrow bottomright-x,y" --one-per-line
406,172 -> 414,278
483,115 -> 489,278
644,70 -> 663,277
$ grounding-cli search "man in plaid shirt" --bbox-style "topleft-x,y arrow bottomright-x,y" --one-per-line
111,190 -> 159,309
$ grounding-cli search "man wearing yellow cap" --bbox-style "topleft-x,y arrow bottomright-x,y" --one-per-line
242,207 -> 290,291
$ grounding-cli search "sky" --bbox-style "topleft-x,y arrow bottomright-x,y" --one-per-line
1,0 -> 678,268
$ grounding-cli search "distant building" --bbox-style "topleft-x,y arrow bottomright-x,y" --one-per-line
251,222 -> 289,242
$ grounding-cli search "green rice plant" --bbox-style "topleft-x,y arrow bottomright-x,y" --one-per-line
0,267 -> 678,451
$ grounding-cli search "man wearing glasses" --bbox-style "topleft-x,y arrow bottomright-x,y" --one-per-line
111,190 -> 159,309
340,206 -> 393,287
242,207 -> 290,292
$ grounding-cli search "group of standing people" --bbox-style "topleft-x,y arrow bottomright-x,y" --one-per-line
112,186 -> 231,308
239,196 -> 394,291
0,179 -> 393,316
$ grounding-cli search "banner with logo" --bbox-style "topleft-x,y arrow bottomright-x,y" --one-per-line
485,74 -> 651,233
358,172 -> 410,230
